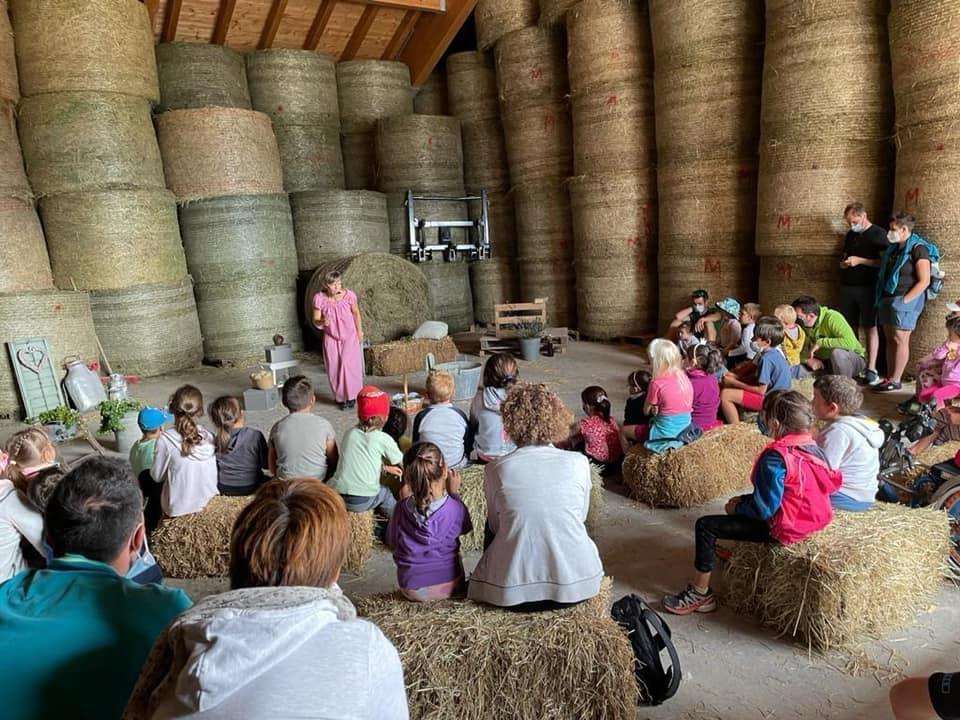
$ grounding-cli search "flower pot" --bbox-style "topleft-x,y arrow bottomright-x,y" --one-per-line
44,422 -> 77,443
113,411 -> 142,455
520,337 -> 541,362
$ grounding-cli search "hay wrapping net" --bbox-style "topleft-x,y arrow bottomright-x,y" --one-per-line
247,49 -> 340,127
155,42 -> 252,113
40,190 -> 187,291
470,258 -> 516,325
446,52 -> 499,124
0,290 -> 98,420
722,502 -> 951,652
9,0 -> 158,101
418,260 -> 475,335
500,101 -> 573,184
156,108 -> 284,203
0,198 -> 52,294
376,114 -> 465,194
537,0 -> 578,27
273,123 -> 346,193
623,424 -> 767,507
0,101 -> 29,200
0,0 -> 18,102
413,69 -> 448,115
18,92 -> 165,197
475,0 -> 538,50
336,60 -> 413,135
495,26 -> 568,109
758,254 -> 840,312
657,253 -> 757,330
367,337 -> 458,377
290,190 -> 390,272
341,130 -> 377,191
461,119 -> 511,192
306,253 -> 433,345
470,190 -> 517,257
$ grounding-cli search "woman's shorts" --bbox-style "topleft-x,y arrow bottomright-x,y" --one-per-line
741,390 -> 764,411
878,294 -> 925,330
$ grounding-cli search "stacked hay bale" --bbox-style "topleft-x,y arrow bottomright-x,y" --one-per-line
476,0 -> 538,50
496,27 -> 576,326
447,51 -> 517,325
337,60 -> 413,190
156,108 -> 302,364
414,67 -> 448,115
755,0 -> 894,312
155,42 -> 251,112
889,0 -> 960,358
651,0 -> 763,328
10,0 -> 201,378
567,0 -> 657,338
377,114 -> 474,333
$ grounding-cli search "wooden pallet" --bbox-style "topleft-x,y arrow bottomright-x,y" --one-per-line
480,326 -> 575,356
494,299 -> 548,339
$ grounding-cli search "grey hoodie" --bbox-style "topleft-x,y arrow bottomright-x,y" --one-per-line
469,387 -> 516,459
817,415 -> 884,504
125,586 -> 408,720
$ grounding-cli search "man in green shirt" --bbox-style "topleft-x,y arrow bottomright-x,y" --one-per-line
792,295 -> 866,378
0,457 -> 191,720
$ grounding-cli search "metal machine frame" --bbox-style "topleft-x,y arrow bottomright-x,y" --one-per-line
405,190 -> 491,262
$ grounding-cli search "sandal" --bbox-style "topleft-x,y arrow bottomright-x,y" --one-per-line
873,380 -> 902,392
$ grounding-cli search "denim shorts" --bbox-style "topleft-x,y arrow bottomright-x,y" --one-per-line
878,294 -> 925,330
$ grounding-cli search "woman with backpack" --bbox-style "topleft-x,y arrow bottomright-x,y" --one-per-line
661,390 -> 841,615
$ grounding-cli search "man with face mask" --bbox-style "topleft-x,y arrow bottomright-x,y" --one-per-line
670,289 -> 717,342
791,295 -> 866,378
839,202 -> 887,385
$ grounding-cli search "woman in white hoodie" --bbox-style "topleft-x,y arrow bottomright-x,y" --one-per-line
124,479 -> 408,720
150,385 -> 218,519
469,353 -> 519,461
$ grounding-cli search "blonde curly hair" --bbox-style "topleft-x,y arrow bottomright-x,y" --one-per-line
501,383 -> 573,447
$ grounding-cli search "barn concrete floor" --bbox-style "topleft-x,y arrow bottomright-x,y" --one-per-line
4,338 -> 959,720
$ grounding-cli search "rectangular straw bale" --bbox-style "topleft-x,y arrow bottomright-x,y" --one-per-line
366,337 -> 458,377
150,496 -> 252,578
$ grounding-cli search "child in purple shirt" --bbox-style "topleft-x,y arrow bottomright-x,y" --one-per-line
386,441 -> 473,601
686,343 -> 723,432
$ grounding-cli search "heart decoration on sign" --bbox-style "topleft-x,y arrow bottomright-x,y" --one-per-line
16,346 -> 47,376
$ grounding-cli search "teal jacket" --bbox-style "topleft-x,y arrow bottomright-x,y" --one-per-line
0,555 -> 191,719
804,306 -> 865,360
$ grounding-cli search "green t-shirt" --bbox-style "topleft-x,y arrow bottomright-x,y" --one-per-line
128,437 -> 156,478
329,427 -> 403,497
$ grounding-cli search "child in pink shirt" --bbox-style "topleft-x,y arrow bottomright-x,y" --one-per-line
570,385 -> 622,477
645,339 -> 694,453
917,314 -> 960,408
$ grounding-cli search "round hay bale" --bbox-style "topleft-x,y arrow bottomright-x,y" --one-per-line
0,198 -> 52,294
501,101 -> 573,184
475,0 -> 538,50
386,192 -> 470,256
567,0 -> 653,96
305,254 -> 433,344
290,190 -> 389,272
514,178 -> 572,261
341,130 -> 377,190
446,51 -> 499,123
155,42 -> 251,113
538,0 -> 578,26
39,190 -> 188,291
758,255 -> 840,312
470,258 -> 516,325
246,49 -> 339,126
18,92 -> 165,197
623,424 -> 767,507
89,279 -> 203,378
418,259 -> 474,334
0,0 -> 18,102
155,108 -> 284,203
9,0 -> 158,101
0,290 -> 98,420
519,258 -> 576,327
575,257 -> 655,338
336,60 -> 413,135
471,189 -> 517,257
495,26 -> 567,108
892,120 -> 960,243
570,84 -> 655,176
0,101 -> 31,201
194,274 -> 303,365
461,119 -> 511,191
657,254 -> 757,330
376,114 -> 464,194
150,496 -> 251,578
273,122 -> 346,192
414,68 -> 448,115
177,194 -> 298,284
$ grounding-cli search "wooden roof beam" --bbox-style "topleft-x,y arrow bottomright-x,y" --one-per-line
340,5 -> 379,60
303,0 -> 337,51
161,0 -> 183,42
345,0 -> 444,13
211,0 -> 238,45
258,0 -> 290,49
400,0 -> 476,85
382,10 -> 420,60
143,0 -> 160,26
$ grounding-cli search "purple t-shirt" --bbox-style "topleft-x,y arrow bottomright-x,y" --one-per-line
686,369 -> 720,431
385,494 -> 473,590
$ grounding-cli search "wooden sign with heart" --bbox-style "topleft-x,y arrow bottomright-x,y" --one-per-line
16,346 -> 47,376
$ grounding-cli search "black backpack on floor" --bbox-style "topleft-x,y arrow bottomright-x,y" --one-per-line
611,594 -> 682,706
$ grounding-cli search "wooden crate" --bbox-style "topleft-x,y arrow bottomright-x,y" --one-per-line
494,299 -> 548,339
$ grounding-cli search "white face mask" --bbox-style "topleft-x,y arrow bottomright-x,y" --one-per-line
887,230 -> 901,244
693,303 -> 706,313
851,222 -> 864,233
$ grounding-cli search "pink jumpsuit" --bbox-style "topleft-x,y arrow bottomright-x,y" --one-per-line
313,289 -> 363,403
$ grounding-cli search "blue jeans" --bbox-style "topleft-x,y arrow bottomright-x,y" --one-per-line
830,492 -> 873,513
341,486 -> 396,518
878,294 -> 925,331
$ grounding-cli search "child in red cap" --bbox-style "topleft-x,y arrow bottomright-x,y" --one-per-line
328,385 -> 403,518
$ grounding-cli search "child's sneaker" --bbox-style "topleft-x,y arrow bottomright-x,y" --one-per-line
662,585 -> 717,615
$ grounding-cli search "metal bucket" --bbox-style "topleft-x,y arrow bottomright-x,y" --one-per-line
426,354 -> 482,402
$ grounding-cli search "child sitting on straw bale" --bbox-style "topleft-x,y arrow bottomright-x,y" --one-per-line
386,441 -> 472,602
568,386 -> 622,477
890,672 -> 960,720
708,297 -> 743,358
915,314 -> 960,409
329,385 -> 402,518
774,304 -> 807,377
413,370 -> 472,470
129,406 -> 173,481
209,396 -> 268,497
151,385 -> 218,520
384,405 -> 411,453
643,339 -> 695,454
468,383 -> 603,609
269,376 -> 338,481
719,317 -> 792,424
727,303 -> 762,363
469,353 -> 519,462
812,375 -> 882,512
621,369 -> 652,444
686,343 -> 723,433
676,321 -> 703,356
662,390 -> 841,615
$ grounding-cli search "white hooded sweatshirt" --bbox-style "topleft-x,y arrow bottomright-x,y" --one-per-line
151,427 -> 218,517
125,586 -> 408,720
469,387 -> 516,459
817,415 -> 884,503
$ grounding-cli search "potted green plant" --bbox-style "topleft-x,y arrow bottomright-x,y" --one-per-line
517,320 -> 544,362
36,406 -> 83,443
98,399 -> 142,455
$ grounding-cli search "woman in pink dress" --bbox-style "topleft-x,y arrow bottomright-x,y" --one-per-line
312,271 -> 364,410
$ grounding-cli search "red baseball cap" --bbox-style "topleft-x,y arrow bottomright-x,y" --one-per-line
357,385 -> 390,422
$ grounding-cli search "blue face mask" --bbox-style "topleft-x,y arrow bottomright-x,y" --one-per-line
757,414 -> 769,436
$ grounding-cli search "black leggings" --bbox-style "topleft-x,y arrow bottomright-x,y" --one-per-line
695,514 -> 772,573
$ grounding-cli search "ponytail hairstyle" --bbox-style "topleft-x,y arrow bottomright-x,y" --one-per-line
581,385 -> 612,421
628,369 -> 652,395
761,390 -> 814,439
483,352 -> 519,390
688,342 -> 723,375
169,385 -> 205,457
209,396 -> 243,455
402,442 -> 447,517
2,426 -> 54,495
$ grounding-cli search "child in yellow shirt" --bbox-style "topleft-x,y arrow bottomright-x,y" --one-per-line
775,304 -> 806,376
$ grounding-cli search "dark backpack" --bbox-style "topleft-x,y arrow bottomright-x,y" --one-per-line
611,594 -> 682,706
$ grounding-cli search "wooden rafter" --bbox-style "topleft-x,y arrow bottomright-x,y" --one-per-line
347,0 -> 444,12
143,0 -> 160,25
161,0 -> 183,42
303,0 -> 337,51
211,0 -> 238,45
382,10 -> 420,60
400,0 -> 476,85
258,0 -> 290,49
340,5 -> 380,61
